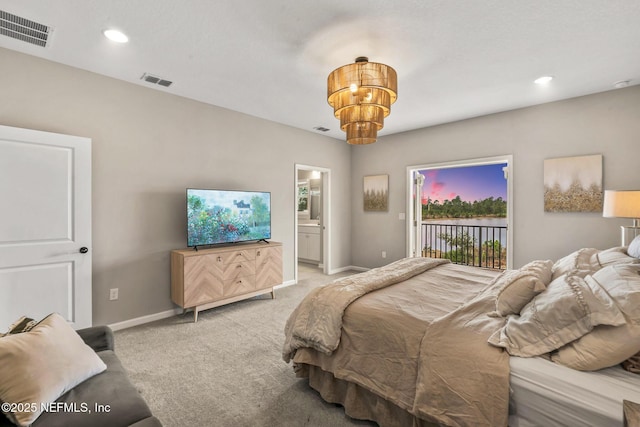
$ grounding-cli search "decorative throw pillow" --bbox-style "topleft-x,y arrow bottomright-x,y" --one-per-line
493,259 -> 553,316
592,246 -> 640,268
623,352 -> 640,374
2,316 -> 37,336
0,313 -> 107,426
551,264 -> 640,370
629,235 -> 640,259
551,248 -> 600,280
488,272 -> 625,357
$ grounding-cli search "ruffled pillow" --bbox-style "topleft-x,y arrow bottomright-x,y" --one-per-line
488,272 -> 625,357
551,248 -> 600,280
592,246 -> 640,268
551,264 -> 640,370
493,259 -> 553,316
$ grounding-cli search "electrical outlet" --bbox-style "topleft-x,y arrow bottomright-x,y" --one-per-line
382,251 -> 387,258
109,288 -> 119,301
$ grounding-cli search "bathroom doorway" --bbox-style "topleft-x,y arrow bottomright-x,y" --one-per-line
295,164 -> 331,282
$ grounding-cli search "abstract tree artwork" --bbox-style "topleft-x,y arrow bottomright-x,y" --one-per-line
543,154 -> 603,213
364,174 -> 389,212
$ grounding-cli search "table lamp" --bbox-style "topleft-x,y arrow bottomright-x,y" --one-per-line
603,190 -> 640,246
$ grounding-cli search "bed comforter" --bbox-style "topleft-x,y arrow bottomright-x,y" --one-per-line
283,258 -> 509,427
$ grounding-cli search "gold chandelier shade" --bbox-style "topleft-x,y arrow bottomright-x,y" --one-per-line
330,88 -> 393,119
345,122 -> 378,145
339,105 -> 385,131
327,57 -> 397,145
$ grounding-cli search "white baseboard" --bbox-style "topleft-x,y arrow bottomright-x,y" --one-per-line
275,279 -> 297,289
109,281 -> 297,331
329,265 -> 368,274
108,308 -> 182,332
109,271 -> 371,332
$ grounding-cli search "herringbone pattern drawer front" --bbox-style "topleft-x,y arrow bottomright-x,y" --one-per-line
224,275 -> 256,296
222,261 -> 256,281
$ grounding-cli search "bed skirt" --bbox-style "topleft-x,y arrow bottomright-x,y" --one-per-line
302,364 -> 439,427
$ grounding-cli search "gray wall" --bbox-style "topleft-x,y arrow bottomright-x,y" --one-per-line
351,86 -> 640,268
3,45 -> 639,326
0,47 -> 352,325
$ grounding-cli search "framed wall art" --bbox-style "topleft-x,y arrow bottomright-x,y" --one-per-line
363,174 -> 389,212
543,154 -> 603,213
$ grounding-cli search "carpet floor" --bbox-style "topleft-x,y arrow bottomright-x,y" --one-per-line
115,263 -> 376,427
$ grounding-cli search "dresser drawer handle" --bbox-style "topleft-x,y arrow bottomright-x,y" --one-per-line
236,264 -> 242,268
217,256 -> 222,262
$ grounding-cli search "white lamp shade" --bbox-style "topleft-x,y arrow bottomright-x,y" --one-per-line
602,190 -> 640,218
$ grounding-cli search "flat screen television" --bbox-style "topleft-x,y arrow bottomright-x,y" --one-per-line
187,188 -> 271,247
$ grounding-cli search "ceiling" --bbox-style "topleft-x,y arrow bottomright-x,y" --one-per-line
1,1 -> 639,143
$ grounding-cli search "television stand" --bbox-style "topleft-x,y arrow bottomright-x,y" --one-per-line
170,241 -> 283,322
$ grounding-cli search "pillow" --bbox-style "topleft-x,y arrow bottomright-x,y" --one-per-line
0,313 -> 107,426
0,316 -> 37,338
551,263 -> 640,370
551,323 -> 640,371
592,246 -> 640,268
493,259 -> 553,316
551,248 -> 600,280
488,272 -> 625,357
623,352 -> 640,374
629,235 -> 640,259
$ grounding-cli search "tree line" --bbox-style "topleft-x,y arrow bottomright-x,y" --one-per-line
422,195 -> 506,219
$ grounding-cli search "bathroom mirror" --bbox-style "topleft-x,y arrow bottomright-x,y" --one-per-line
297,180 -> 310,219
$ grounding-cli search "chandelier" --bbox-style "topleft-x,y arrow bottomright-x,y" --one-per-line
327,57 -> 397,145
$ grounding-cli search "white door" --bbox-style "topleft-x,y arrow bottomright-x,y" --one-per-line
0,125 -> 92,330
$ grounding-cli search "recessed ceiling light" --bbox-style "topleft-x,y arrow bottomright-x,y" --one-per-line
614,80 -> 631,89
103,29 -> 129,43
534,75 -> 553,85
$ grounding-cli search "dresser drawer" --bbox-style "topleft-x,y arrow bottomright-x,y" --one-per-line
217,249 -> 256,265
223,274 -> 256,296
222,260 -> 255,281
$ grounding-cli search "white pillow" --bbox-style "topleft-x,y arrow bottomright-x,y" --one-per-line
488,272 -> 625,357
0,313 -> 107,426
592,246 -> 640,268
628,235 -> 640,259
551,264 -> 640,370
551,248 -> 600,280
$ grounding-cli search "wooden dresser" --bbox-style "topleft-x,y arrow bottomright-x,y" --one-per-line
171,241 -> 282,321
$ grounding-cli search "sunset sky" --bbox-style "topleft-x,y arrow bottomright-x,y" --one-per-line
419,163 -> 507,203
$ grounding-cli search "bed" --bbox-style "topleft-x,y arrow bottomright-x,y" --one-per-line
282,244 -> 640,427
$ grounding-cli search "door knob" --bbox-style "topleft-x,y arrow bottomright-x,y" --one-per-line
79,247 -> 89,254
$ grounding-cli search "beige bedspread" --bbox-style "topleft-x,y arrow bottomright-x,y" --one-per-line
282,257 -> 450,362
285,260 -> 509,427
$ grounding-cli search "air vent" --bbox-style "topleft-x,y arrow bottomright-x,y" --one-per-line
140,73 -> 173,88
0,10 -> 50,47
313,126 -> 330,132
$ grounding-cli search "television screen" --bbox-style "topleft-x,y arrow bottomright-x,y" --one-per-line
187,188 -> 271,247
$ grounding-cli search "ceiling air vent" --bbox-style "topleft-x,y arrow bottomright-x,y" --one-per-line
313,126 -> 330,132
0,10 -> 50,47
141,73 -> 173,88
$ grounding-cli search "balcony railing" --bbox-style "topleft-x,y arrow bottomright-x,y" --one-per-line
421,222 -> 507,270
